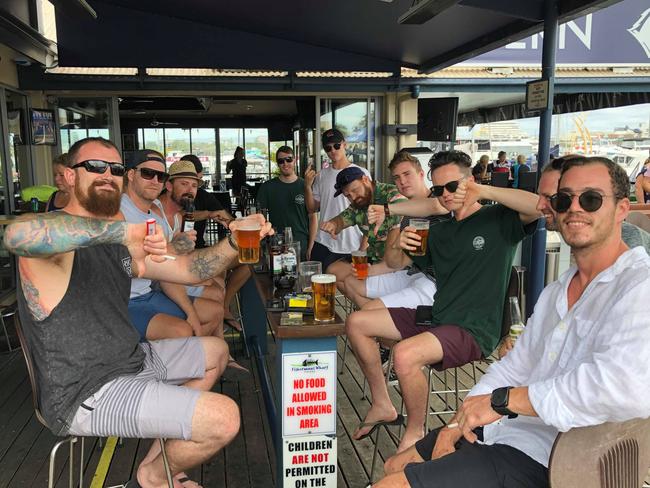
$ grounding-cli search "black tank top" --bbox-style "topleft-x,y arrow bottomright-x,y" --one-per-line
16,244 -> 145,435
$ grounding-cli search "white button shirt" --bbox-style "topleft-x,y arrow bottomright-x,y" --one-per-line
468,247 -> 650,467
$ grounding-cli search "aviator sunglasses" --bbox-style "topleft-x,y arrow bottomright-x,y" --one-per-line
324,143 -> 342,152
71,159 -> 126,177
277,156 -> 294,164
432,179 -> 463,197
137,167 -> 170,183
549,190 -> 611,213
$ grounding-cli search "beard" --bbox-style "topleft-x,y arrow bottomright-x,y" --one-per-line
351,186 -> 373,210
172,190 -> 194,207
75,180 -> 121,217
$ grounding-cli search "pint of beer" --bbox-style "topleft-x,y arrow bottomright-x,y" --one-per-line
409,219 -> 430,256
236,221 -> 261,264
311,274 -> 336,322
351,250 -> 369,280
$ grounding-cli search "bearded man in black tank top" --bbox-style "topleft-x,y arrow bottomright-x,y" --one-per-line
5,137 -> 273,488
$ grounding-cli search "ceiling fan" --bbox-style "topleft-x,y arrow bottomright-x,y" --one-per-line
150,115 -> 179,127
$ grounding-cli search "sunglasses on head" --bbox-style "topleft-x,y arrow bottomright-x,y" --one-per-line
324,143 -> 342,152
549,190 -> 610,213
137,167 -> 169,183
277,156 -> 294,164
72,159 -> 126,177
432,179 -> 462,197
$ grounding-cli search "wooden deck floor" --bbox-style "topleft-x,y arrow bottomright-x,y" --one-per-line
2,318 -> 649,487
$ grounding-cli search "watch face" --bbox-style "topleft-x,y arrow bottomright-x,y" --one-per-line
492,387 -> 509,407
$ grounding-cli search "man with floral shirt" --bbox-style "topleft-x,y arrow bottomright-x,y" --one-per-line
320,166 -> 406,294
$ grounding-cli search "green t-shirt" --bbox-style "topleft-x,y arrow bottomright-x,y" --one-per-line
338,182 -> 406,263
410,204 -> 532,357
257,177 -> 310,259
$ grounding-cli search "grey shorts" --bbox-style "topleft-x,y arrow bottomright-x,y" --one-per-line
68,337 -> 205,440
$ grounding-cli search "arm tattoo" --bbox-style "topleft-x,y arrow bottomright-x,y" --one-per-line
20,276 -> 49,321
189,243 -> 234,281
4,213 -> 127,257
171,233 -> 195,254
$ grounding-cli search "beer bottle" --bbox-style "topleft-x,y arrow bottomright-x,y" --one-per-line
269,232 -> 284,277
508,297 -> 525,345
182,196 -> 195,232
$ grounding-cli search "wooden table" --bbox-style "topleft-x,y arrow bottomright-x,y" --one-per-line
240,269 -> 345,488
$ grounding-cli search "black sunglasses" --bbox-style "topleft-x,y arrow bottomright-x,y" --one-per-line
277,156 -> 294,164
324,143 -> 342,152
72,159 -> 126,177
432,179 -> 462,197
137,167 -> 170,183
549,190 -> 610,213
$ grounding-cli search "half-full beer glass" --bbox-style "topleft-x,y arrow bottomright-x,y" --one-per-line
351,250 -> 369,279
409,219 -> 430,256
236,221 -> 261,264
311,274 -> 336,322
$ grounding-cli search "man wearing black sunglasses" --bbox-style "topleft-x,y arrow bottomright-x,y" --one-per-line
304,128 -> 371,272
257,145 -> 317,260
121,151 -> 226,346
377,156 -> 650,488
5,137 -> 274,488
362,150 -> 540,452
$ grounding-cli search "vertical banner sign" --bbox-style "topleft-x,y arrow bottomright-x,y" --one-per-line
283,435 -> 337,488
282,351 -> 337,436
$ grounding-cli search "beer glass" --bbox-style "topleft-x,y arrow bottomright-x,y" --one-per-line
409,219 -> 430,256
311,274 -> 336,322
236,221 -> 261,264
299,261 -> 322,293
351,250 -> 369,279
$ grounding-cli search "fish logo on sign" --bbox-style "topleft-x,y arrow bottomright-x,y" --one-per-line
628,8 -> 650,57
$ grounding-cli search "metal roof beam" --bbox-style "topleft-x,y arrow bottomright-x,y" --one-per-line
459,0 -> 545,22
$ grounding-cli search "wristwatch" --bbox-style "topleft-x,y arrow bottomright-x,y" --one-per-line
384,202 -> 390,217
490,387 -> 518,419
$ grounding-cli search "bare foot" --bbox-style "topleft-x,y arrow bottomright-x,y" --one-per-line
352,405 -> 399,440
397,430 -> 424,453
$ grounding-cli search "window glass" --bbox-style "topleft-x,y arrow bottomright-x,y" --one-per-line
58,98 -> 112,152
245,128 -> 269,179
219,129 -> 244,183
190,128 -> 217,177
164,128 -> 191,165
141,128 -> 165,155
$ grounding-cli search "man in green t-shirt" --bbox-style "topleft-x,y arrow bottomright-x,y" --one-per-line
257,146 -> 317,261
346,150 -> 540,452
320,166 -> 407,294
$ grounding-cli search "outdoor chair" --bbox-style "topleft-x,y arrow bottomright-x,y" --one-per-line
14,312 -> 174,488
0,300 -> 18,352
548,417 -> 650,488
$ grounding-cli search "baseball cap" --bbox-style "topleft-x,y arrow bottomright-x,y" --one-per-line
168,160 -> 201,181
333,167 -> 365,197
125,149 -> 166,170
322,128 -> 345,146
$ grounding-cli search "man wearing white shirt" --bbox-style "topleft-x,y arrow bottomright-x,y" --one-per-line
304,128 -> 371,271
377,156 -> 650,488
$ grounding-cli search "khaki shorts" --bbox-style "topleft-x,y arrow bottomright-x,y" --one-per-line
68,337 -> 205,440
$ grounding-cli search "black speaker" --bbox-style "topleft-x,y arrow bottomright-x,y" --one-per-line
417,97 -> 459,142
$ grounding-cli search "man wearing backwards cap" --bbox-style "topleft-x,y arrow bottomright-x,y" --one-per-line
304,128 -> 371,272
320,166 -> 406,294
121,151 -> 225,343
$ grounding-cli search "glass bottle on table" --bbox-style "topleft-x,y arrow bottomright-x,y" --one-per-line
182,196 -> 195,232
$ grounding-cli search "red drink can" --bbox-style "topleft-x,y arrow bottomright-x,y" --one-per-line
146,218 -> 156,236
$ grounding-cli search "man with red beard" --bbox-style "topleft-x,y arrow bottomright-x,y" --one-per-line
320,166 -> 406,294
5,137 -> 272,488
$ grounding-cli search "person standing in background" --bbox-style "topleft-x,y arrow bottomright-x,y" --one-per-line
226,146 -> 247,198
46,153 -> 71,212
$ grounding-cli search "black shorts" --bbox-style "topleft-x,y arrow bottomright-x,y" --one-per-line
310,241 -> 351,272
405,427 -> 549,488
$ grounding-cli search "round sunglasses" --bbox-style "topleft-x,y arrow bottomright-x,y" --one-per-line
72,159 -> 126,177
324,143 -> 342,152
137,167 -> 170,183
549,190 -> 612,213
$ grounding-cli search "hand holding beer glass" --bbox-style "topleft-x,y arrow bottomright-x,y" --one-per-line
408,219 -> 429,256
399,223 -> 426,255
230,215 -> 273,264
351,250 -> 369,279
311,274 -> 336,322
